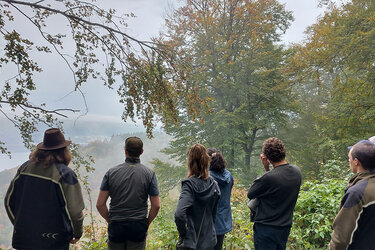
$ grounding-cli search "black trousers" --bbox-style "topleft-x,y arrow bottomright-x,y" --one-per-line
253,223 -> 291,250
214,234 -> 225,250
108,220 -> 148,243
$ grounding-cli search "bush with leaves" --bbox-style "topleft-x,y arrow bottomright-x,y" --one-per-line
146,195 -> 179,249
77,222 -> 108,250
289,173 -> 347,249
223,183 -> 253,249
151,158 -> 186,194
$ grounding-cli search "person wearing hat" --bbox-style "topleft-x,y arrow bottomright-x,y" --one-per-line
4,128 -> 84,250
96,136 -> 160,250
329,140 -> 375,249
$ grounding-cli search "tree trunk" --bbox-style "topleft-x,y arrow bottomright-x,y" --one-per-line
229,139 -> 235,168
243,129 -> 258,171
245,150 -> 251,170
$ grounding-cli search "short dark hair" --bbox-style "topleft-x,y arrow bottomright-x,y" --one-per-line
351,141 -> 375,170
125,137 -> 143,157
262,137 -> 286,163
207,148 -> 227,172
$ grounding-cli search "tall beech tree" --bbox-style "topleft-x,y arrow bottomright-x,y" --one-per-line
160,0 -> 297,176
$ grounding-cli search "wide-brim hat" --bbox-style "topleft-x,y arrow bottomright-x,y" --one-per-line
37,128 -> 71,150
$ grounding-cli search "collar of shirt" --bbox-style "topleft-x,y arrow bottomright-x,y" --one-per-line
125,157 -> 140,164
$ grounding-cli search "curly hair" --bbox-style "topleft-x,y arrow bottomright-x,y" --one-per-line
30,147 -> 72,167
262,137 -> 286,163
207,148 -> 227,172
187,144 -> 210,179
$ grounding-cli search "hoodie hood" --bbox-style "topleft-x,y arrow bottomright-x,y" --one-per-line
182,176 -> 219,201
210,169 -> 232,185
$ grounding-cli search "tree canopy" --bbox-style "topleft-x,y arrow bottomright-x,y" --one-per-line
159,0 -> 297,178
285,0 -> 375,178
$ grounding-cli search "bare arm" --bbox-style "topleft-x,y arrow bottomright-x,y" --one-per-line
147,195 -> 160,226
96,190 -> 110,222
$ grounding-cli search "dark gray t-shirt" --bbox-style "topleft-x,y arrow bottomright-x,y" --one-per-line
100,157 -> 159,222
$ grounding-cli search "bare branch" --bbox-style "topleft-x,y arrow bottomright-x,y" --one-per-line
1,0 -> 161,51
0,101 -> 80,117
73,87 -> 89,124
17,103 -> 52,126
4,73 -> 22,83
0,109 -> 19,126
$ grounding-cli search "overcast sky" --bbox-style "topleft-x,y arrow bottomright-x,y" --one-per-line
2,0 -> 329,122
0,0 -> 336,169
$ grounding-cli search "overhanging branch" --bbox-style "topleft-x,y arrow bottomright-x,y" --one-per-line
0,100 -> 80,118
1,0 -> 161,52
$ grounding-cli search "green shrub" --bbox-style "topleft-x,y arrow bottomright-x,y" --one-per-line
147,195 -> 179,249
223,183 -> 253,249
289,179 -> 346,249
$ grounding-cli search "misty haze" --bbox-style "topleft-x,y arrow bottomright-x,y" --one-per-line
0,0 -> 372,249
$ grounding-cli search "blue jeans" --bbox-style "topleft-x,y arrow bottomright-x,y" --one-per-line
253,223 -> 291,250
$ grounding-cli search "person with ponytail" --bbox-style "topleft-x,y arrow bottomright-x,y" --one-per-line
207,148 -> 233,250
175,144 -> 221,250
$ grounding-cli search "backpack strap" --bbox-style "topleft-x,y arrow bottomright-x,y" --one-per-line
196,206 -> 207,243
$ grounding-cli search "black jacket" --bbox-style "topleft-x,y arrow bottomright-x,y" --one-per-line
329,170 -> 375,249
247,163 -> 302,227
175,176 -> 220,249
4,161 -> 84,249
